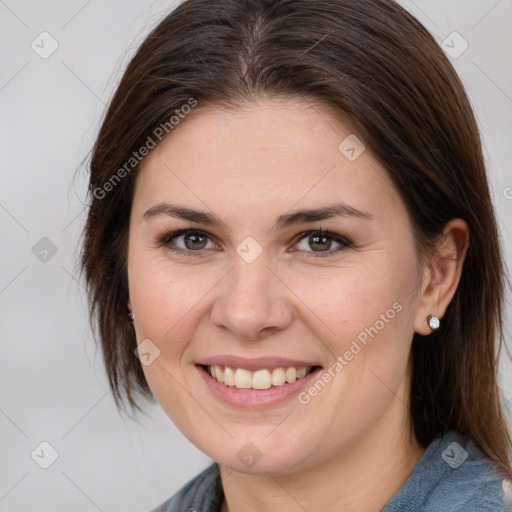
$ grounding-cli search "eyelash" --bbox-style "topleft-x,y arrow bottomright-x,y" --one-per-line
155,228 -> 352,258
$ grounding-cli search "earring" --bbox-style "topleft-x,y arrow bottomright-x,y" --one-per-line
128,312 -> 135,321
427,314 -> 440,330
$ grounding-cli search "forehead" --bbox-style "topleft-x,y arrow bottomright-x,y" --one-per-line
133,98 -> 402,224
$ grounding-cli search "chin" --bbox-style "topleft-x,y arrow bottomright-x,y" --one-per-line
200,435 -> 316,476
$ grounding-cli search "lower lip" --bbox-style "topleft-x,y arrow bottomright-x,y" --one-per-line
196,365 -> 323,408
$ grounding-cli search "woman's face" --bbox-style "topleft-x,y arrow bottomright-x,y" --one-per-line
127,98 -> 426,474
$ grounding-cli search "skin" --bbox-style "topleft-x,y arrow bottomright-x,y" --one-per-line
127,98 -> 469,511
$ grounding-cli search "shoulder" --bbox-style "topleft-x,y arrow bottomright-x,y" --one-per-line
149,463 -> 223,512
383,431 -> 509,512
150,433 -> 510,512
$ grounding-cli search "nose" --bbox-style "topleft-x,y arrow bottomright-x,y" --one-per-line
210,255 -> 294,341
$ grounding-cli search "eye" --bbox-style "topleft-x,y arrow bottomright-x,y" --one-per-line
156,228 -> 351,258
159,229 -> 218,256
292,230 -> 351,256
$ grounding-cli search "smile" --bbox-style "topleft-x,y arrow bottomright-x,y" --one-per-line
196,360 -> 324,408
204,365 -> 316,390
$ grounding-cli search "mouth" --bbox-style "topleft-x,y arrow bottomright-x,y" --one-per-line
199,364 -> 321,390
195,356 -> 324,407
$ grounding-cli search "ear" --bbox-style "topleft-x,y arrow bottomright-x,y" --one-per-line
127,297 -> 132,311
414,218 -> 470,335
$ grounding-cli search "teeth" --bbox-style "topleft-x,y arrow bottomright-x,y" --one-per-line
285,367 -> 296,383
234,368 -> 252,388
296,367 -> 308,379
214,366 -> 224,384
271,368 -> 286,386
252,369 -> 272,390
223,366 -> 235,386
206,365 -> 313,389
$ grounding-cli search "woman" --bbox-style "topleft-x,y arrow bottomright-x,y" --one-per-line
80,0 -> 511,510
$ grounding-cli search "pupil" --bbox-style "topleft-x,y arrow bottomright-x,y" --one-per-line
310,234 -> 331,251
185,233 -> 207,250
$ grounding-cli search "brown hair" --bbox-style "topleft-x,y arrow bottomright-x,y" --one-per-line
80,0 -> 511,478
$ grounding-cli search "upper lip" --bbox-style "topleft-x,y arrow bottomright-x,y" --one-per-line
197,355 -> 322,371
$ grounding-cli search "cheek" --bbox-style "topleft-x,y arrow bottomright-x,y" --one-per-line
289,260 -> 418,409
129,255 -> 209,339
292,263 -> 413,349
128,253 -> 227,389
129,261 -> 209,421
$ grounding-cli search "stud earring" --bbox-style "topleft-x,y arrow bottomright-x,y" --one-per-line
128,312 -> 135,321
427,314 -> 440,330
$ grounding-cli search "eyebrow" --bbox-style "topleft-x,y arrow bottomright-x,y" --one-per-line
142,202 -> 373,229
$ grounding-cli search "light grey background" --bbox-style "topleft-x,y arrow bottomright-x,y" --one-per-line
1,0 -> 511,510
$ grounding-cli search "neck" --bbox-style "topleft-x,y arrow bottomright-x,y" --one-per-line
219,404 -> 425,512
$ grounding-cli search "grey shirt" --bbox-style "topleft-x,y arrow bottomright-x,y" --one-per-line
151,431 -> 508,512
